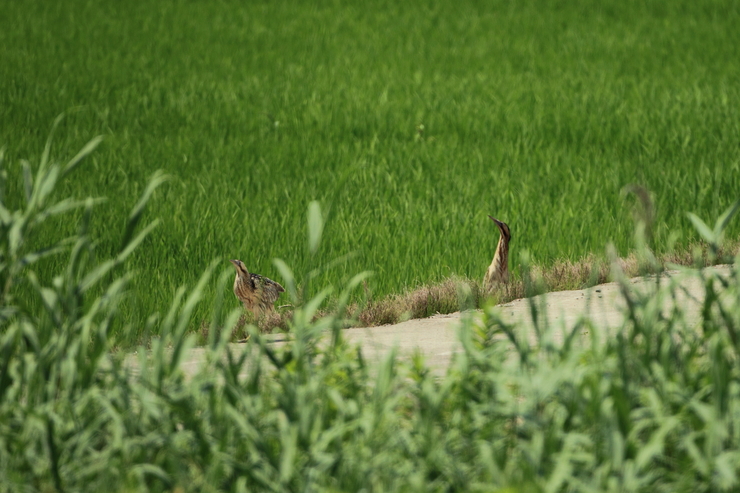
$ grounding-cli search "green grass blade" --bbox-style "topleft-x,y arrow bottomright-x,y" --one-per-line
713,198 -> 740,237
119,170 -> 168,252
307,200 -> 323,255
21,160 -> 32,205
62,135 -> 104,178
686,212 -> 715,243
117,219 -> 159,263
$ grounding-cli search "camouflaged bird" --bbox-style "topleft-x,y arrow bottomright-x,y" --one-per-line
483,216 -> 511,292
229,259 -> 285,316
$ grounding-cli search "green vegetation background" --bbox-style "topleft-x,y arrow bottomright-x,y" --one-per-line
2,0 -> 739,334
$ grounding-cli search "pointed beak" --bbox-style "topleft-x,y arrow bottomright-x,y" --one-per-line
488,215 -> 507,235
488,215 -> 503,228
229,259 -> 239,268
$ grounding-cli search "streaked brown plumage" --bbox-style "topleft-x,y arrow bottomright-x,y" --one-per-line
483,216 -> 511,292
229,259 -> 284,316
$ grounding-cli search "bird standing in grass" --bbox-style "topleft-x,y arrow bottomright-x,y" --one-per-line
483,216 -> 511,291
229,259 -> 285,316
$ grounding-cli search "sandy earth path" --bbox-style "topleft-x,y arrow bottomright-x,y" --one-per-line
337,264 -> 729,372
136,265 -> 733,378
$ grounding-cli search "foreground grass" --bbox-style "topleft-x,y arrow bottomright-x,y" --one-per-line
2,0 -> 740,335
3,138 -> 740,492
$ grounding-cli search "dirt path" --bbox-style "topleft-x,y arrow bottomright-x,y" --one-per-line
133,265 -> 733,378
338,265 -> 729,372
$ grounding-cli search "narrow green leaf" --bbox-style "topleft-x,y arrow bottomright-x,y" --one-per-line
35,164 -> 60,207
160,286 -> 187,338
63,135 -> 104,177
714,198 -> 740,237
689,400 -> 714,424
273,258 -> 298,302
635,417 -> 679,470
21,160 -> 33,205
40,113 -> 65,175
0,307 -> 17,324
714,451 -> 739,489
545,440 -> 575,493
172,260 -> 216,345
130,464 -> 170,485
20,319 -> 40,352
168,333 -> 195,376
686,212 -> 715,243
120,170 -> 169,251
335,270 -> 373,314
303,286 -> 332,321
0,148 -> 6,203
307,200 -> 323,255
20,242 -> 69,267
117,219 -> 159,262
0,202 -> 12,225
224,405 -> 259,440
78,197 -> 96,237
681,434 -> 710,476
38,286 -> 59,314
33,197 -> 106,226
278,412 -> 298,483
79,259 -> 116,292
8,220 -> 24,257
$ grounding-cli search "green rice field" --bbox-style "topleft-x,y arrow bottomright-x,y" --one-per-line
2,0 -> 739,333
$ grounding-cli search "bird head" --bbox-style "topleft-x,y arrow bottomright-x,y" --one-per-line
488,216 -> 512,242
229,259 -> 250,277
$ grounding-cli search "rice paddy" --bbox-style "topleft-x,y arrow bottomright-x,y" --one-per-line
2,0 -> 739,335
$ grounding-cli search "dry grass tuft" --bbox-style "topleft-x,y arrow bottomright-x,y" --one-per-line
357,277 -> 479,327
358,297 -> 402,327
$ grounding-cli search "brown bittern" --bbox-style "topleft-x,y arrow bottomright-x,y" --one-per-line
483,216 -> 511,292
229,259 -> 285,316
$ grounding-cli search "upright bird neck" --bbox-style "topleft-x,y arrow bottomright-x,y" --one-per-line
496,236 -> 508,257
492,236 -> 509,278
234,270 -> 250,289
483,218 -> 511,290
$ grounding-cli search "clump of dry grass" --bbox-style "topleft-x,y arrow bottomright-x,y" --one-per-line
358,276 -> 479,327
